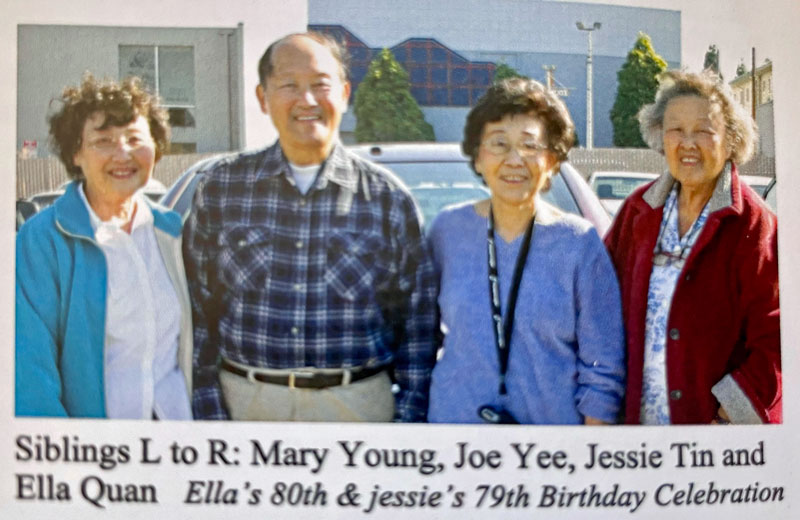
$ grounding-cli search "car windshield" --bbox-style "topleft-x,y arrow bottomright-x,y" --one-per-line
28,193 -> 62,209
592,176 -> 652,200
764,179 -> 777,212
169,173 -> 205,218
163,154 -> 588,230
380,160 -> 580,227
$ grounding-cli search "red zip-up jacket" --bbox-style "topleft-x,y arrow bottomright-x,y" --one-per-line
605,164 -> 780,424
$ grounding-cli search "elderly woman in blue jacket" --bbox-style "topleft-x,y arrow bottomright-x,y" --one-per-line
16,75 -> 193,419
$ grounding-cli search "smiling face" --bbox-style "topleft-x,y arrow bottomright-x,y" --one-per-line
474,113 -> 558,210
662,95 -> 729,194
72,112 -> 156,215
256,35 -> 351,165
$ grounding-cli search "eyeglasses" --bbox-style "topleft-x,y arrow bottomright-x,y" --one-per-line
84,134 -> 154,154
481,137 -> 550,158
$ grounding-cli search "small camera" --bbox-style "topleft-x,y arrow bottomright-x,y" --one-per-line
478,404 -> 519,424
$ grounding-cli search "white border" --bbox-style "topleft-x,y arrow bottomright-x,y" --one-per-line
2,1 -> 799,518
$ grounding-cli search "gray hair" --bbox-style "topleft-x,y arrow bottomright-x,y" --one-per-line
638,69 -> 758,164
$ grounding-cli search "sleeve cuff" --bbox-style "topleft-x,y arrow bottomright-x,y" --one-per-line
711,374 -> 764,424
577,388 -> 622,424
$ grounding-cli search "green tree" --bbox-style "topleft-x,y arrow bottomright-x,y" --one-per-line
493,63 -> 527,83
354,49 -> 435,142
610,32 -> 667,147
703,44 -> 722,80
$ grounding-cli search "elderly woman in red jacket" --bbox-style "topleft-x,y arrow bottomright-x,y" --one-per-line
605,70 -> 780,425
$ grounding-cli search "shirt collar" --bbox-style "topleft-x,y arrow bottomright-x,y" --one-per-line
78,182 -> 152,233
257,140 -> 359,193
642,161 -> 735,214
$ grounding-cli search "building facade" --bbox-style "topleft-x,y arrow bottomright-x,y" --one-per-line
18,24 -> 246,157
309,0 -> 681,147
730,59 -> 774,158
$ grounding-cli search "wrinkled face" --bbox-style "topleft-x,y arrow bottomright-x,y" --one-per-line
474,113 -> 558,208
72,112 -> 156,208
256,36 -> 350,165
662,95 -> 729,192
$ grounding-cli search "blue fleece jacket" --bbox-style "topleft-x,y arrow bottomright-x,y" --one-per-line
15,182 -> 192,417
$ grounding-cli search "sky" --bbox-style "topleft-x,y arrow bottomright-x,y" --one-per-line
555,0 -> 779,78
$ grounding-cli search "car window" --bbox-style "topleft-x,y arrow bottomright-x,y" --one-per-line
380,160 -> 580,226
166,155 -> 586,227
747,183 -> 768,197
29,194 -> 61,209
591,176 -> 652,200
170,173 -> 205,217
764,179 -> 777,212
410,185 -> 489,226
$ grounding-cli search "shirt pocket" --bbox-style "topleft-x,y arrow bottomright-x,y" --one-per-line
324,230 -> 386,302
217,226 -> 273,292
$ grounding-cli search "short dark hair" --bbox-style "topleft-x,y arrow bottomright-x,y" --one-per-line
257,31 -> 350,86
48,74 -> 170,180
462,78 -> 575,173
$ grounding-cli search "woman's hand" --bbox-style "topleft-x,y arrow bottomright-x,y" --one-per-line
584,416 -> 611,425
711,407 -> 731,425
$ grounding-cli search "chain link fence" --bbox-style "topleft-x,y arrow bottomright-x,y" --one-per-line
16,149 -> 775,200
16,153 -> 218,199
567,147 -> 776,180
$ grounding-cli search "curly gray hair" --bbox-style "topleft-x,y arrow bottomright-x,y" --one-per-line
638,69 -> 758,164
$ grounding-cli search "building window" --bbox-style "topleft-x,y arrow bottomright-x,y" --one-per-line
119,45 -> 196,128
168,142 -> 197,154
167,107 -> 195,128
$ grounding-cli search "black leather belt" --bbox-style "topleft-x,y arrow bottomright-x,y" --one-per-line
220,358 -> 385,389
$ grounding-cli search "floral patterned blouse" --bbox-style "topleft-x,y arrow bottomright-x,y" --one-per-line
640,185 -> 710,424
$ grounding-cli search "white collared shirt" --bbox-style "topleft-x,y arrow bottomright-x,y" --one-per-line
79,184 -> 191,419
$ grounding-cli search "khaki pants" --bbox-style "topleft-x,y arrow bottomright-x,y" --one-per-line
219,365 -> 396,422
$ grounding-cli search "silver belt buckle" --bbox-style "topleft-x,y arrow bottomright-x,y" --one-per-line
288,370 -> 315,389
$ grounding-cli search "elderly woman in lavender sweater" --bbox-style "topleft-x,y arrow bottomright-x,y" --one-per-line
426,79 -> 625,424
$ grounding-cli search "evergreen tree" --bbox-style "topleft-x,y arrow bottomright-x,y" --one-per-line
610,32 -> 667,147
353,49 -> 435,142
736,61 -> 748,77
493,63 -> 526,83
703,44 -> 722,80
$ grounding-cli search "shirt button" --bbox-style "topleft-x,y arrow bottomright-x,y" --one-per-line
237,239 -> 247,247
295,241 -> 304,249
299,199 -> 307,207
669,389 -> 683,400
293,283 -> 302,292
669,328 -> 680,340
290,327 -> 299,336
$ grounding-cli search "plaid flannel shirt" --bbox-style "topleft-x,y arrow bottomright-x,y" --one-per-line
183,142 -> 437,422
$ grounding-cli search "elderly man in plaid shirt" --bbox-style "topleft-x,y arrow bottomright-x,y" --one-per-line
183,31 -> 437,422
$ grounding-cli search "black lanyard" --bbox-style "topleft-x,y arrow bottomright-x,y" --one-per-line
487,206 -> 536,395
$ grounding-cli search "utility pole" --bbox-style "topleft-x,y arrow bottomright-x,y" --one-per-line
751,47 -> 757,119
543,65 -> 556,90
576,21 -> 601,149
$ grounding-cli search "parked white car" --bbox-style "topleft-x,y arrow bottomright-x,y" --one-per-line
589,171 -> 772,216
739,175 -> 772,197
588,171 -> 657,215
